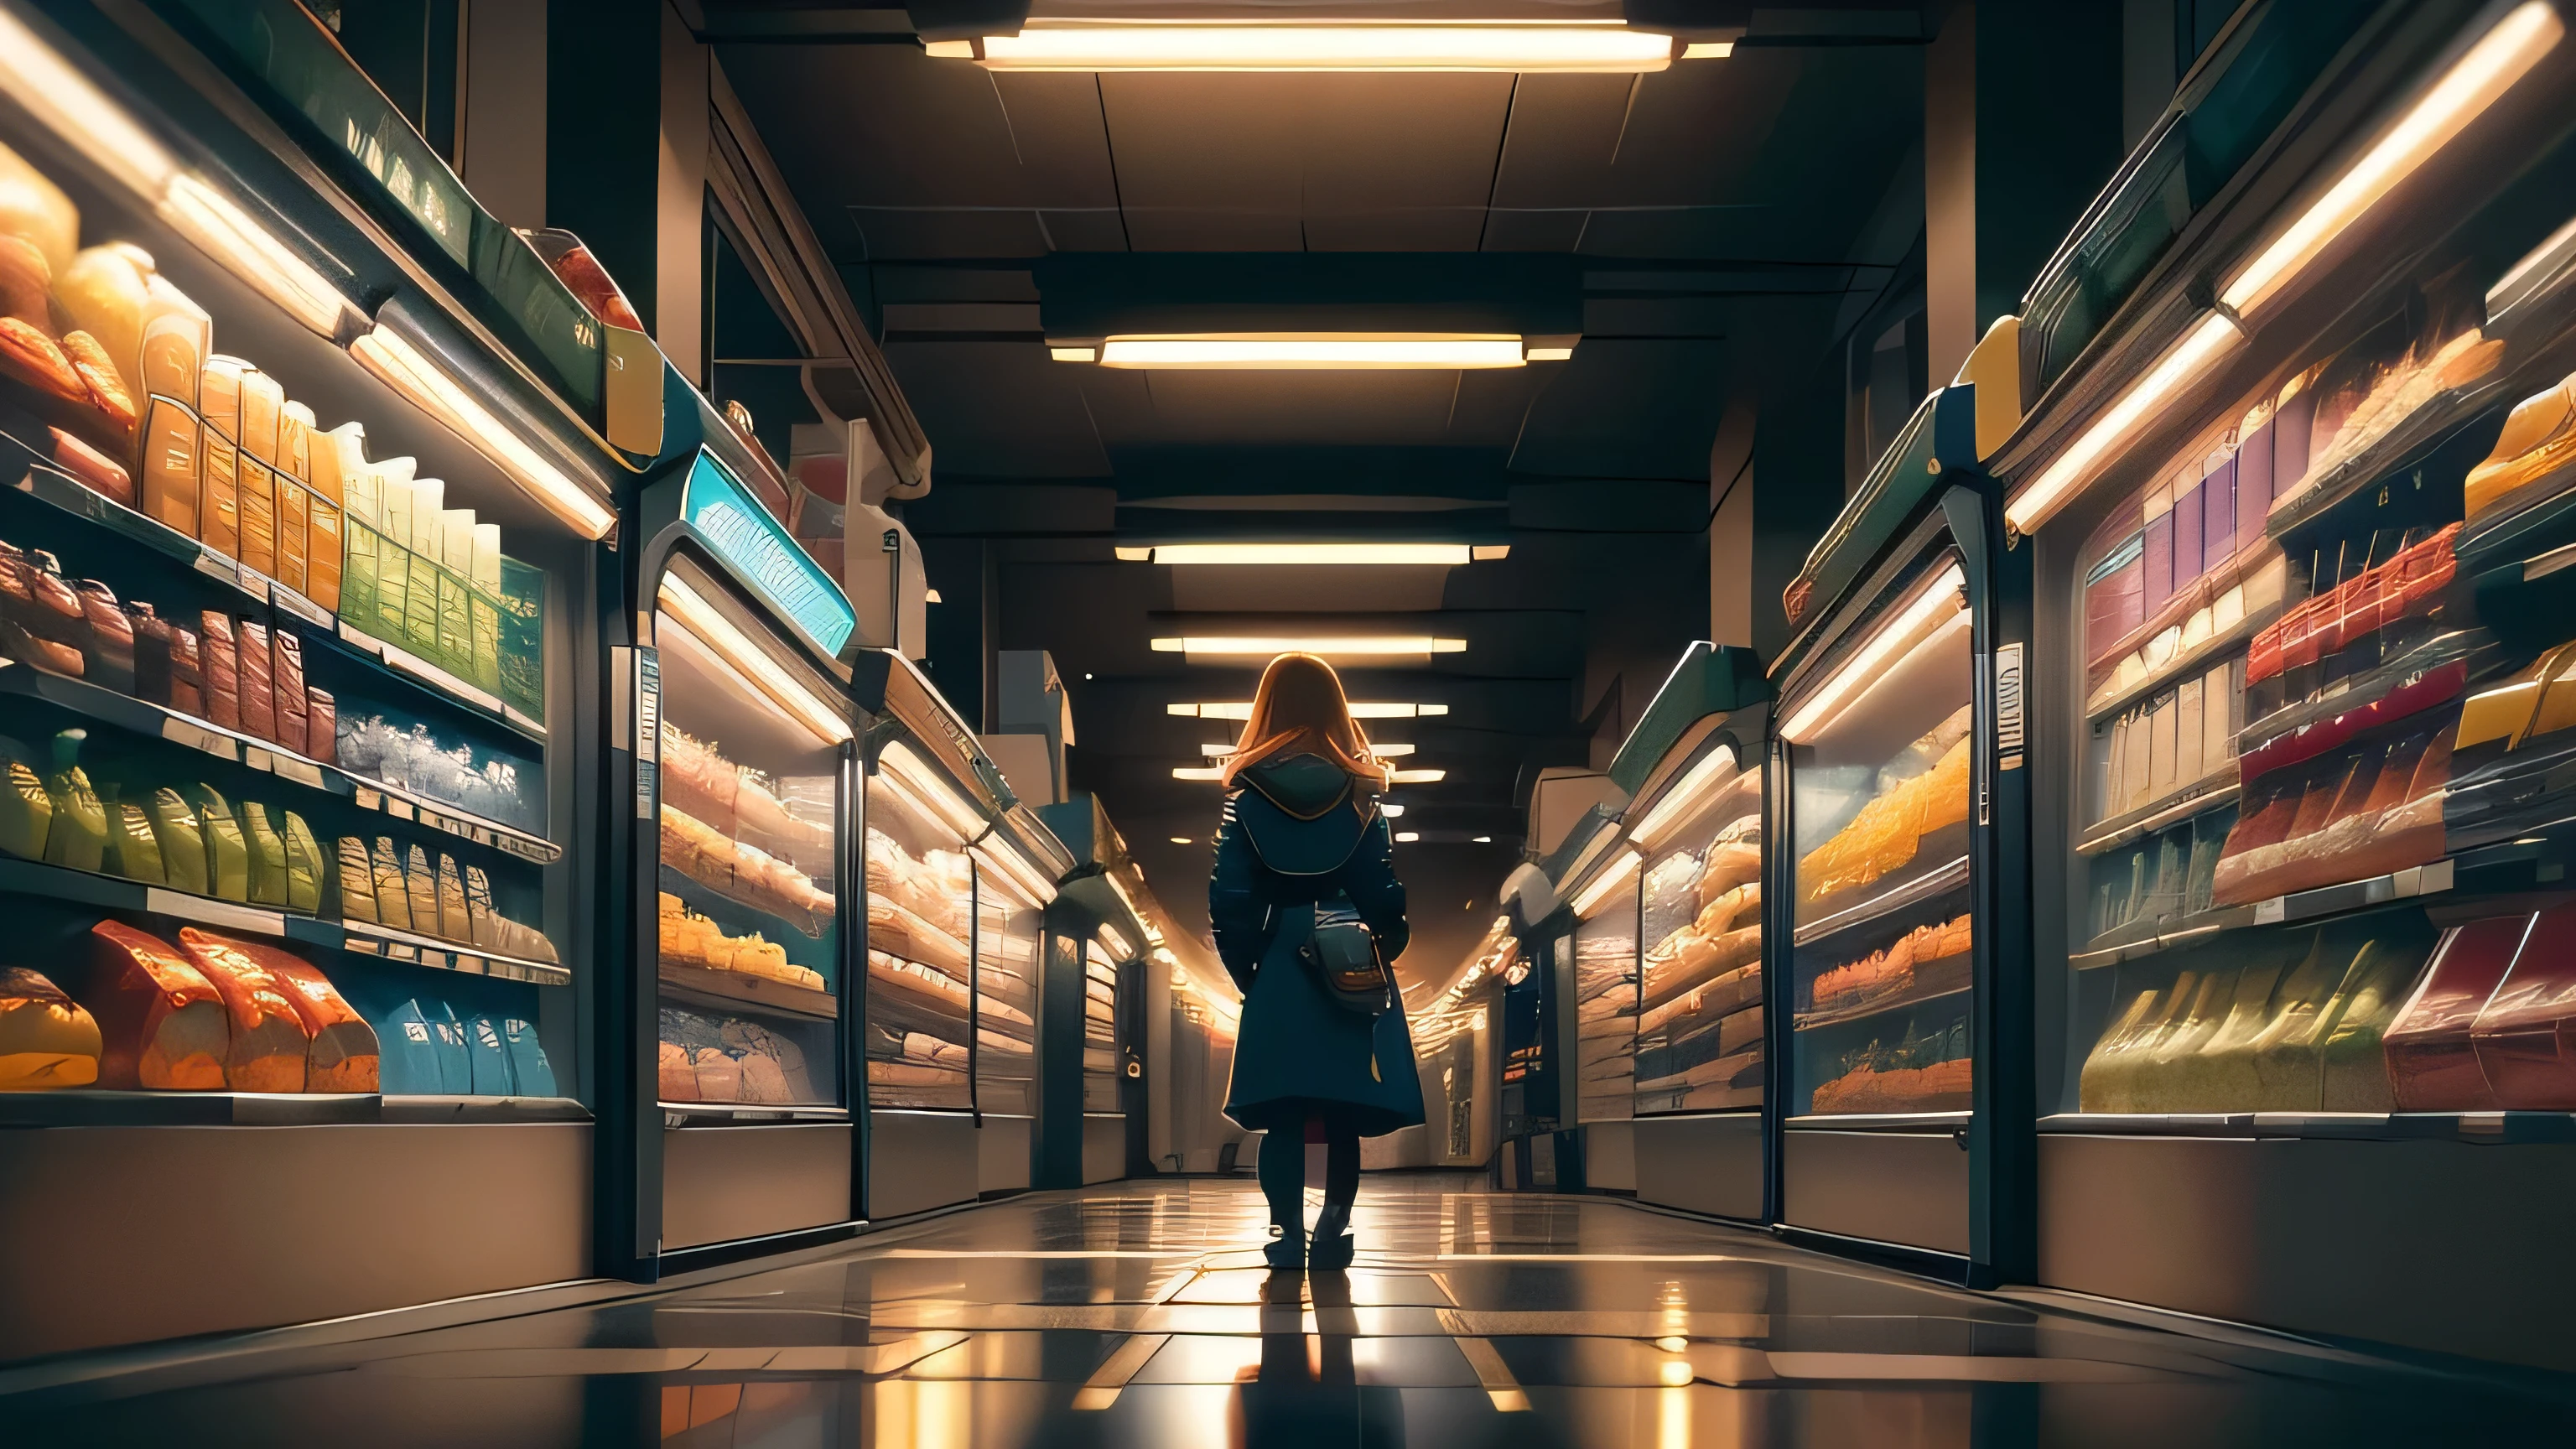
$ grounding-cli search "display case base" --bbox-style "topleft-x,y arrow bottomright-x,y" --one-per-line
1633,1113 -> 1762,1218
977,1114 -> 1031,1195
2038,1131 -> 2576,1373
1783,1125 -> 1970,1255
865,1110 -> 979,1220
662,1122 -> 851,1251
0,1121 -> 589,1361
1083,1113 -> 1127,1184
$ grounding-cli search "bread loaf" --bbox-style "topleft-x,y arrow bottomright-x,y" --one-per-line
74,579 -> 135,694
140,399 -> 202,537
0,745 -> 49,860
370,837 -> 410,930
200,428 -> 241,558
335,836 -> 377,923
85,921 -> 227,1090
199,610 -> 240,730
0,966 -> 101,1088
167,622 -> 203,715
105,799 -> 164,884
55,246 -> 148,395
234,620 -> 276,742
182,931 -> 377,1093
138,276 -> 208,408
169,925 -> 307,1092
50,428 -> 132,506
240,801 -> 288,906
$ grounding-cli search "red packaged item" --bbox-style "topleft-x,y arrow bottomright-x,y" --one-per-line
235,620 -> 278,742
199,610 -> 240,730
305,688 -> 336,765
2470,905 -> 2576,1109
128,603 -> 173,705
1,548 -> 91,678
81,920 -> 227,1090
73,579 -> 135,695
272,631 -> 309,756
183,932 -> 377,1092
49,428 -> 132,506
167,623 -> 204,716
169,925 -> 309,1092
2386,915 -> 2524,1110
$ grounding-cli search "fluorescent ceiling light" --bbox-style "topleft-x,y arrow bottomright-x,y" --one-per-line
1680,42 -> 1735,59
1172,766 -> 1225,781
1049,345 -> 1098,363
352,330 -> 617,539
1569,847 -> 1644,917
2220,2 -> 2562,317
1524,346 -> 1575,361
1391,768 -> 1446,784
1379,804 -> 1405,818
1201,740 -> 1413,757
1395,830 -> 1422,843
2003,313 -> 2243,535
1779,563 -> 1967,743
963,25 -> 1679,74
1171,701 -> 1446,719
1473,834 -> 1493,843
1169,836 -> 1192,844
1132,543 -> 1485,566
1628,747 -> 1740,848
657,574 -> 854,744
1152,636 -> 1467,658
1098,335 -> 1525,370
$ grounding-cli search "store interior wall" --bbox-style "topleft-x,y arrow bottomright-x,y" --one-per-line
459,0 -> 544,228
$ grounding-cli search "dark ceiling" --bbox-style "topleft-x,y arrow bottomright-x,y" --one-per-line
709,7 -> 1928,983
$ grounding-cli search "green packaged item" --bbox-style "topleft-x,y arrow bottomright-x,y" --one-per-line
148,788 -> 207,893
2250,933 -> 2353,1111
2318,932 -> 2431,1112
240,801 -> 288,906
499,556 -> 544,724
2186,950 -> 2294,1111
341,519 -> 381,636
105,801 -> 164,884
403,844 -> 438,937
0,750 -> 51,860
43,760 -> 106,873
282,812 -> 324,914
185,785 -> 249,902
370,836 -> 411,930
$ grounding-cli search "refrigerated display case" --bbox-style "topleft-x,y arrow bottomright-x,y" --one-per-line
1770,385 -> 2013,1271
1992,0 -> 2576,1368
0,0 -> 623,1359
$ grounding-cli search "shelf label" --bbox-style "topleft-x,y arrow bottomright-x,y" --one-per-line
145,889 -> 286,937
634,647 -> 661,821
1993,642 -> 2025,767
680,451 -> 856,657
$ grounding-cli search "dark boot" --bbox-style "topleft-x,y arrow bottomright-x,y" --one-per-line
1265,1223 -> 1308,1269
1308,1202 -> 1353,1270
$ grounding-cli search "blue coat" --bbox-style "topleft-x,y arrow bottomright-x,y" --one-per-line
1214,754 -> 1426,1138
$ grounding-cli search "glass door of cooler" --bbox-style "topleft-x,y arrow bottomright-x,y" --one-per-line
1570,862 -> 1639,1124
1628,735 -> 1768,1117
1083,935 -> 1123,1112
970,865 -> 1044,1118
1782,547 -> 1978,1125
862,740 -> 981,1111
650,558 -> 846,1110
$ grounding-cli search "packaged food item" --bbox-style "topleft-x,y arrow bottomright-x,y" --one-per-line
502,1018 -> 556,1097
0,232 -> 43,328
55,245 -> 150,396
335,836 -> 377,923
185,932 -> 377,1093
0,966 -> 102,1089
2470,904 -> 2576,1109
83,920 -> 227,1090
281,810 -> 322,914
167,621 -> 203,715
104,799 -> 164,884
465,863 -> 497,948
199,610 -> 240,730
60,330 -> 135,439
306,688 -> 336,764
74,579 -> 136,694
239,801 -> 288,906
235,620 -> 277,742
2316,934 -> 2426,1111
370,836 -> 411,930
271,631 -> 309,755
138,275 -> 210,408
274,444 -> 311,596
2464,368 -> 2576,527
200,427 -> 241,558
236,455 -> 278,576
304,423 -> 351,612
0,746 -> 50,859
51,427 -> 133,506
404,844 -> 438,935
185,783 -> 249,901
128,603 -> 174,704
169,925 -> 307,1091
657,1039 -> 699,1099
139,398 -> 202,536
0,546 -> 90,677
41,744 -> 105,872
436,853 -> 470,942
146,787 -> 206,894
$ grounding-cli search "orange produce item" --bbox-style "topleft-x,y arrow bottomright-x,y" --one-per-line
178,929 -> 377,1092
84,920 -> 227,1090
169,926 -> 309,1092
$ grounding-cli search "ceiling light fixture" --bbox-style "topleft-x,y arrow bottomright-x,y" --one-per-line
941,24 -> 1691,74
1391,768 -> 1446,784
1201,740 -> 1414,757
1169,836 -> 1192,844
1395,830 -> 1422,843
2002,313 -> 2244,536
1172,766 -> 1225,782
1125,543 -> 1501,566
1170,701 -> 1447,719
1379,804 -> 1405,818
2220,1 -> 2562,318
1779,564 -> 1968,743
1152,636 -> 1467,660
1084,335 -> 1531,370
1628,748 -> 1741,849
1472,834 -> 1493,843
351,330 -> 618,539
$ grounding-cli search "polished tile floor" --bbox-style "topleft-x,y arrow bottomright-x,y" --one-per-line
10,1172 -> 2573,1446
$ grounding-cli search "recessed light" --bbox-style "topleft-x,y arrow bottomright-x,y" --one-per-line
1125,543 -> 1490,566
1473,835 -> 1492,843
1169,836 -> 1192,844
1394,831 -> 1420,843
1084,673 -> 1093,680
1151,636 -> 1467,659
1379,804 -> 1405,818
948,26 -> 1686,74
1171,701 -> 1446,719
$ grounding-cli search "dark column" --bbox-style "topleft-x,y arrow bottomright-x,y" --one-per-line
545,0 -> 706,377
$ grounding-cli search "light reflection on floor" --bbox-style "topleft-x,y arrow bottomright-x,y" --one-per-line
9,1173 -> 2573,1446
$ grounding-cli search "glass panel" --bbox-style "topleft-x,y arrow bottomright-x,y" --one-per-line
1633,741 -> 1768,1116
864,743 -> 975,1111
1788,551 -> 1975,1115
1084,939 -> 1121,1112
1572,873 -> 1638,1122
973,864 -> 1042,1117
654,563 -> 842,1107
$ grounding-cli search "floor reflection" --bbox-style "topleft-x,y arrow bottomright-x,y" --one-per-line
8,1173 -> 2572,1447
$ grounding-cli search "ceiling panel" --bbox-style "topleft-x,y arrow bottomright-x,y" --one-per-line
880,343 -> 1110,476
1084,370 -> 1469,445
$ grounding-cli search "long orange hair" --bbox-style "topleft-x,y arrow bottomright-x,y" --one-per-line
1220,653 -> 1392,790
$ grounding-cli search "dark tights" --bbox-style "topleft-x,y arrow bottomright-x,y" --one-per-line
1259,1115 -> 1359,1234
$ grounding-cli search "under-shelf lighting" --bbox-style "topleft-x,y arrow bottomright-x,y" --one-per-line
352,330 -> 617,538
1628,748 -> 1741,849
1129,543 -> 1488,566
1569,847 -> 1644,917
1098,923 -> 1134,958
1171,700 -> 1446,719
2002,313 -> 2242,536
161,176 -> 351,336
955,25 -> 1685,74
1779,563 -> 1967,743
969,840 -> 1058,907
2220,1 -> 2563,318
656,574 -> 854,745
1096,335 -> 1526,370
879,740 -> 989,841
0,8 -> 174,198
1152,636 -> 1467,661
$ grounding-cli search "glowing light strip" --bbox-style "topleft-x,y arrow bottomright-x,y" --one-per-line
1628,746 -> 1741,849
2220,2 -> 2563,316
1152,636 -> 1466,656
960,25 -> 1678,74
1779,563 -> 1967,743
1569,847 -> 1644,917
1201,740 -> 1413,756
2002,314 -> 2243,536
656,574 -> 854,744
1170,701 -> 1446,719
1098,335 -> 1524,370
1133,543 -> 1480,566
160,176 -> 347,335
352,330 -> 617,538
1392,768 -> 1446,783
880,740 -> 989,840
970,842 -> 1057,907
0,7 -> 174,197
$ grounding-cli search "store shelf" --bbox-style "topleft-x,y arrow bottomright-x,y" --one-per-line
0,657 -> 558,864
2263,383 -> 2514,547
2236,628 -> 2495,759
659,959 -> 838,1021
868,900 -> 971,976
2039,1110 -> 2576,1143
319,621 -> 546,742
0,1089 -> 588,1126
1784,1111 -> 1970,1130
2,446 -> 319,624
659,863 -> 828,941
0,854 -> 297,934
1794,849 -> 1971,948
662,1103 -> 849,1125
2078,767 -> 2241,858
377,1095 -> 591,1124
330,918 -> 570,986
2070,859 -> 2458,970
1795,963 -> 1974,1033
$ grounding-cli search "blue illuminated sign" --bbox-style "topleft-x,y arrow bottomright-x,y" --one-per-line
680,451 -> 857,656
